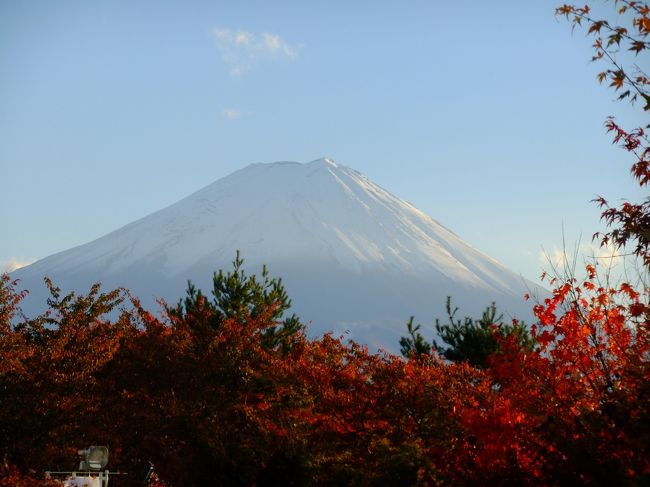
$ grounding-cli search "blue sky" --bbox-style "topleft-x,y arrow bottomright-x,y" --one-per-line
1,0 -> 646,283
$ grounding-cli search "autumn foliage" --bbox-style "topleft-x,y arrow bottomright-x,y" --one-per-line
2,2 -> 649,486
1,256 -> 649,485
557,0 -> 650,268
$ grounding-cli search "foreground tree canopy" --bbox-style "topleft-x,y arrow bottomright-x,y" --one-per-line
2,252 -> 649,486
2,2 -> 649,486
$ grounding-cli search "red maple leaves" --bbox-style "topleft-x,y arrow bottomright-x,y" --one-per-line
1,267 -> 648,485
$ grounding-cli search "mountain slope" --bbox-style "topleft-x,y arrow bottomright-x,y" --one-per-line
13,158 -> 542,351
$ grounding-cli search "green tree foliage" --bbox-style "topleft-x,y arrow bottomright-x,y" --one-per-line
168,251 -> 303,350
434,297 -> 534,369
401,297 -> 534,369
399,317 -> 432,357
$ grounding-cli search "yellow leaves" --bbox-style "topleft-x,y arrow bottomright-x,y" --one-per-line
556,5 -> 577,17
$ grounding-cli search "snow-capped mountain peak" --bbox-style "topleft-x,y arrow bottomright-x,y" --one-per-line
13,159 -> 540,351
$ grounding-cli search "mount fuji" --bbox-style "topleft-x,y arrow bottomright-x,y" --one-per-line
12,158 -> 541,351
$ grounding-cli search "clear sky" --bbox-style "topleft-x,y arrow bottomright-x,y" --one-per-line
1,0 -> 646,283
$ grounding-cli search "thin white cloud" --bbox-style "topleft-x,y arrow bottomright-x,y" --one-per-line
538,247 -> 569,269
211,28 -> 299,76
222,107 -> 241,120
538,241 -> 625,280
1,257 -> 36,273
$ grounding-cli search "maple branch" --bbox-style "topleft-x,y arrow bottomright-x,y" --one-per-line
599,43 -> 648,98
557,4 -> 650,49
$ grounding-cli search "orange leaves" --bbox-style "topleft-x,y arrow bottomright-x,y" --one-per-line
555,4 -> 575,16
637,15 -> 650,33
610,70 -> 626,89
597,291 -> 610,306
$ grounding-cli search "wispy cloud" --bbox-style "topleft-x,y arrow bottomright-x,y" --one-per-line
222,107 -> 241,120
1,257 -> 36,273
538,247 -> 570,269
538,241 -> 625,279
211,28 -> 299,76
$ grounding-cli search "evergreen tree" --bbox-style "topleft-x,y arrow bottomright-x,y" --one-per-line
399,317 -> 432,357
434,297 -> 534,368
400,297 -> 534,368
168,251 -> 304,349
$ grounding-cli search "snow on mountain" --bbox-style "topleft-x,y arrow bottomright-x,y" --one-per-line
12,158 -> 543,352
